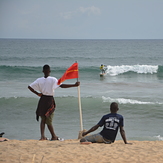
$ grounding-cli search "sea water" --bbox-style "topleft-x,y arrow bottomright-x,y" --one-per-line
0,39 -> 163,141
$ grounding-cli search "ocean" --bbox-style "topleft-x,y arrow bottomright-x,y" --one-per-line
0,39 -> 163,141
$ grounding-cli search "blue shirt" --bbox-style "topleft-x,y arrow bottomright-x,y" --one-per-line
98,113 -> 124,142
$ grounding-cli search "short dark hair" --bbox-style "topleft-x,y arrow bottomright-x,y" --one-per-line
43,64 -> 50,71
110,102 -> 119,112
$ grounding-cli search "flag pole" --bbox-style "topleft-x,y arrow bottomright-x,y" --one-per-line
76,61 -> 83,131
77,85 -> 83,131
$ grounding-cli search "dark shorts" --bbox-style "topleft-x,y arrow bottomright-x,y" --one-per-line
36,95 -> 56,121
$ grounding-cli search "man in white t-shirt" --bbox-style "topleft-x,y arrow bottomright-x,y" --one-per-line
28,64 -> 80,141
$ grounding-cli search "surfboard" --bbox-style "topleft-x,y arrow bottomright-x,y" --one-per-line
100,72 -> 106,77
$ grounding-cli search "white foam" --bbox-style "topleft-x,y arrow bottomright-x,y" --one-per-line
106,65 -> 158,76
102,96 -> 162,105
154,135 -> 163,141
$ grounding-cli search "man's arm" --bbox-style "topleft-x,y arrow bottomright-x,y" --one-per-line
82,124 -> 100,137
28,86 -> 42,97
120,126 -> 131,144
60,81 -> 80,88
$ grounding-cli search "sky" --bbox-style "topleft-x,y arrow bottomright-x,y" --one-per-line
0,0 -> 163,39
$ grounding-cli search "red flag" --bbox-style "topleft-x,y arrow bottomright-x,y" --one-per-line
58,62 -> 79,85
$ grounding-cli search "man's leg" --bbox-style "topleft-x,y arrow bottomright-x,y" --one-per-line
47,124 -> 58,140
80,133 -> 104,144
46,113 -> 58,140
80,137 -> 92,144
40,117 -> 46,140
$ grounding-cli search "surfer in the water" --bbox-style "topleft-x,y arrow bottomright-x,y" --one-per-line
100,64 -> 107,74
28,64 -> 80,141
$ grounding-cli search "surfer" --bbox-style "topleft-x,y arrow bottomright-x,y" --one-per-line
28,64 -> 80,141
80,102 -> 131,144
100,64 -> 107,74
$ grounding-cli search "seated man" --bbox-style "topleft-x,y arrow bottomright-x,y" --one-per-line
80,102 -> 130,144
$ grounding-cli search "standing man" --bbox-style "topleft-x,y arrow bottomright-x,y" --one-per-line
100,64 -> 107,74
28,64 -> 80,141
80,102 -> 131,144
100,64 -> 105,73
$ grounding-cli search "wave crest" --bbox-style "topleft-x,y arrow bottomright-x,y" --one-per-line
102,96 -> 163,105
106,65 -> 158,76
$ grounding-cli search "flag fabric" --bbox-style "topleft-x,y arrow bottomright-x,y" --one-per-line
58,62 -> 79,85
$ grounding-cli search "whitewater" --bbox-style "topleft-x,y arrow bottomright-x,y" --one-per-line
106,65 -> 158,76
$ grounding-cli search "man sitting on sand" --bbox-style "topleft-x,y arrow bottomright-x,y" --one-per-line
80,102 -> 130,144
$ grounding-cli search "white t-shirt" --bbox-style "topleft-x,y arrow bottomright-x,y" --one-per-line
30,76 -> 60,96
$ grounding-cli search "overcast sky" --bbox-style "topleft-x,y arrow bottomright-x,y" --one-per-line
0,0 -> 163,39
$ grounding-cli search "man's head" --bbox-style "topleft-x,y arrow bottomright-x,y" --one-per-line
110,102 -> 119,113
43,64 -> 51,77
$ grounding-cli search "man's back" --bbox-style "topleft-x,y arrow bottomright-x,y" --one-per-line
29,76 -> 59,96
98,113 -> 124,142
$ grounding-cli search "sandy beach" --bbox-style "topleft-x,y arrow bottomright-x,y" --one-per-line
1,139 -> 163,163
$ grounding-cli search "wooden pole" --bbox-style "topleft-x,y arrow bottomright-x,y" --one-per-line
76,61 -> 83,131
77,85 -> 83,131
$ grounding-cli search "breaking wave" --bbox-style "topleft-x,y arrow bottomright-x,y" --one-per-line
106,65 -> 160,76
102,96 -> 163,105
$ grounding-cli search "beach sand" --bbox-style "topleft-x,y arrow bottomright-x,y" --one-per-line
1,139 -> 163,163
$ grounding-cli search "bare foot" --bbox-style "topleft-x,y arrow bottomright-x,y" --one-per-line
39,137 -> 48,141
